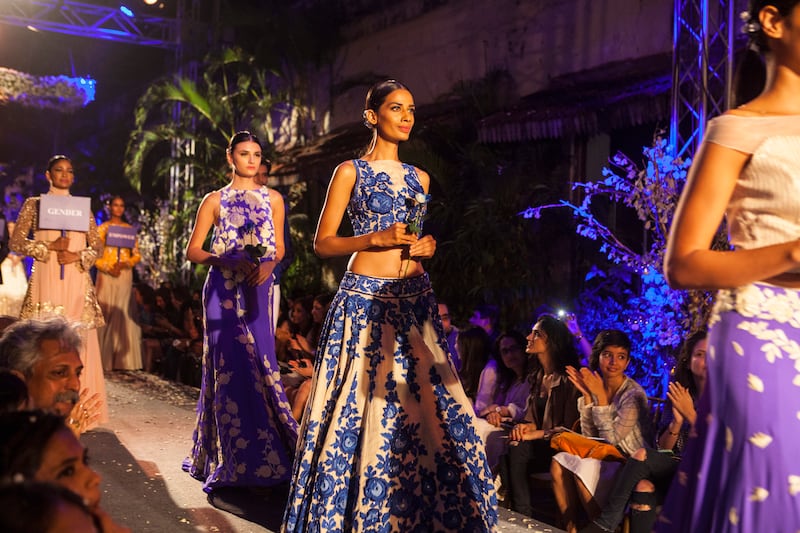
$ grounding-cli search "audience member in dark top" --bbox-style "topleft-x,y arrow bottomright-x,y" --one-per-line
505,314 -> 581,517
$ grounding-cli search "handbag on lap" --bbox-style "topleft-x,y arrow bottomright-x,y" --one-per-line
549,431 -> 626,462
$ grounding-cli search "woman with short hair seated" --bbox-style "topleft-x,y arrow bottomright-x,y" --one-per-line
580,329 -> 707,533
551,329 -> 652,533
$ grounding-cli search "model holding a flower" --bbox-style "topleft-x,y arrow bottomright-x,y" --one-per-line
182,131 -> 297,496
283,80 -> 497,532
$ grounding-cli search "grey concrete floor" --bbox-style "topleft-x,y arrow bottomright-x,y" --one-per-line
88,371 -> 564,532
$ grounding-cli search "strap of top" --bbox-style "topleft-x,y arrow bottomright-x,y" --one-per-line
705,114 -> 800,154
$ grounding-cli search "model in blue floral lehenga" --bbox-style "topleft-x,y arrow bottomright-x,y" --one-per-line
283,81 -> 497,533
183,132 -> 297,493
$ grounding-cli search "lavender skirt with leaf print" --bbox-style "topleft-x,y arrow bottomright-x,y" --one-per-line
656,282 -> 800,532
283,272 -> 498,533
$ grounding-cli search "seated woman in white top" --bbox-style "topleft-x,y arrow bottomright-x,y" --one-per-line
473,330 -> 536,471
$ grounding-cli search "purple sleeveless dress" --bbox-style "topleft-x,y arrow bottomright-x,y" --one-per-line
183,185 -> 298,492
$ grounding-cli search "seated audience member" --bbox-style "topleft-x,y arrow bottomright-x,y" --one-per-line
0,369 -> 28,413
288,295 -> 314,344
132,283 -> 164,372
469,303 -> 500,348
551,330 -> 652,533
0,481 -> 100,533
284,293 -> 334,421
306,292 -> 334,354
456,326 -> 492,403
437,301 -> 461,371
275,312 -> 293,364
580,330 -> 707,533
473,331 -> 535,471
505,314 -> 582,516
0,317 -> 102,434
0,410 -> 130,532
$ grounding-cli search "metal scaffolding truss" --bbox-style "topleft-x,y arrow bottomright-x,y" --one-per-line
0,0 -> 179,48
670,0 -> 742,159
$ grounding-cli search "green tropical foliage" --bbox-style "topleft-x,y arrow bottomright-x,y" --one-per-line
124,47 -> 291,194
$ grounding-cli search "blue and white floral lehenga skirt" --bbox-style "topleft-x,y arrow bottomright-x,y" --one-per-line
283,272 -> 498,532
656,282 -> 800,532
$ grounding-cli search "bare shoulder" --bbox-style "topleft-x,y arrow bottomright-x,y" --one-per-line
332,160 -> 357,181
200,189 -> 221,207
412,165 -> 430,189
267,188 -> 284,206
327,160 -> 358,192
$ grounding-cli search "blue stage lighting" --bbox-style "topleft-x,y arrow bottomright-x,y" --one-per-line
119,5 -> 134,17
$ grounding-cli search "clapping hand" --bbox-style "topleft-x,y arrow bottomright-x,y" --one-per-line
667,381 -> 696,426
566,365 -> 606,404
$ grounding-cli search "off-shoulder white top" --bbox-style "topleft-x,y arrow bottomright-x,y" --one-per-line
704,114 -> 800,266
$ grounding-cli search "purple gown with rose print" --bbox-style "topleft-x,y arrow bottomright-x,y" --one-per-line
283,159 -> 498,533
183,185 -> 298,493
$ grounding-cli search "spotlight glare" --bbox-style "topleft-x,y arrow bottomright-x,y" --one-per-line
119,5 -> 134,17
26,25 -> 39,32
143,0 -> 158,4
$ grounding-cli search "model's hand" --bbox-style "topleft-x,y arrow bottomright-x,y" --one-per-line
667,382 -> 696,425
246,260 -> 275,286
56,250 -> 80,264
49,235 -> 70,252
108,263 -> 122,277
371,222 -> 418,248
409,234 -> 436,259
221,252 -> 256,277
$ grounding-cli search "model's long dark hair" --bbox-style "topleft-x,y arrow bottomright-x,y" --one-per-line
360,79 -> 411,156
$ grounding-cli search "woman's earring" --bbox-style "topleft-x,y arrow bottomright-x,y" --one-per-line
363,110 -> 376,129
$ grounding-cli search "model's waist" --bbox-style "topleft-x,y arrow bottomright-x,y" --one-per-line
339,270 -> 431,298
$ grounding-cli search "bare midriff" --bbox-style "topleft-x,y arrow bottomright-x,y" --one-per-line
347,247 -> 424,279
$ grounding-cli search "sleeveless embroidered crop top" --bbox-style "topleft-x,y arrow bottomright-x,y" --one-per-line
704,114 -> 800,259
347,159 -> 427,236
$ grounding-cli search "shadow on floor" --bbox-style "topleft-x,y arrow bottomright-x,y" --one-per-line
83,429 -> 242,532
206,484 -> 289,531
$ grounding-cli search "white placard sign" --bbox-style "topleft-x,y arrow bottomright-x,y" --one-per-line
38,195 -> 91,232
105,225 -> 137,248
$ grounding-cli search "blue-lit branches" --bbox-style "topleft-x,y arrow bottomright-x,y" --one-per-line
521,134 -> 697,396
